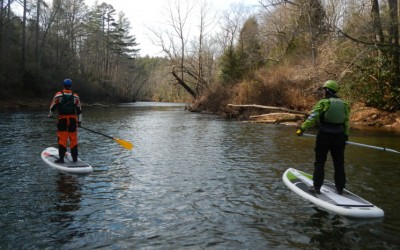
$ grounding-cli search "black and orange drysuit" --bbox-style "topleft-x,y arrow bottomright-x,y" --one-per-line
49,89 -> 82,162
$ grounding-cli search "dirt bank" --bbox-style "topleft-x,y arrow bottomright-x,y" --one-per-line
350,103 -> 400,130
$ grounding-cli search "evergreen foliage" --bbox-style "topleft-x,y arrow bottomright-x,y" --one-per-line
219,16 -> 263,84
0,0 -> 144,104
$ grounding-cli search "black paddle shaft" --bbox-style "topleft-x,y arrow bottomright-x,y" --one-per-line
79,126 -> 115,140
51,116 -> 117,141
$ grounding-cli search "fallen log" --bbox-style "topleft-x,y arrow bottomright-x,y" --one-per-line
227,104 -> 309,115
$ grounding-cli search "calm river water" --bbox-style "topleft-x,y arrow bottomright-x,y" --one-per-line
0,102 -> 399,249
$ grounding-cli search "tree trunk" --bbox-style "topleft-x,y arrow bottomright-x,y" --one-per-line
371,0 -> 384,44
0,0 -> 3,54
21,0 -> 27,70
36,0 -> 40,63
388,0 -> 400,85
172,68 -> 196,98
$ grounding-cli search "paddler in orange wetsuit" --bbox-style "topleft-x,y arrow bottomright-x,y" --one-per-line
48,79 -> 82,163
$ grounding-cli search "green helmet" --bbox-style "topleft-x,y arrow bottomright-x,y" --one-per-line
323,80 -> 339,93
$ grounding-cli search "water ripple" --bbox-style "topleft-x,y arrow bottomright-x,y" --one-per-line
0,105 -> 399,249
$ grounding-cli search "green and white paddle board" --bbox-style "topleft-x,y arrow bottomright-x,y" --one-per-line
41,147 -> 93,174
282,168 -> 384,218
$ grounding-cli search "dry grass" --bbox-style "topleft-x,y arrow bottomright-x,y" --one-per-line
198,52 -> 348,115
188,84 -> 231,113
228,64 -> 318,111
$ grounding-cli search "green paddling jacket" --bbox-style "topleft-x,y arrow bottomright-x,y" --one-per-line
300,97 -> 350,136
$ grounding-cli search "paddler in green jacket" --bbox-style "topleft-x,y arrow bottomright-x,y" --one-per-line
296,80 -> 350,195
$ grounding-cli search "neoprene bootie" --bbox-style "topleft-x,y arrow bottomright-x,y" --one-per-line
55,145 -> 66,163
71,146 -> 78,162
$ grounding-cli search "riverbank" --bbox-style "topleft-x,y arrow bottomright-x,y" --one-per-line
0,99 -> 109,110
2,99 -> 400,132
350,103 -> 400,130
0,100 -> 48,110
220,102 -> 400,132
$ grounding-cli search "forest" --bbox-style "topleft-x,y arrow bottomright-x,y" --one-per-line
0,0 -> 399,114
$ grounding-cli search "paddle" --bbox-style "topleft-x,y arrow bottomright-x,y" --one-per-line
50,117 -> 133,150
79,126 -> 134,150
303,133 -> 399,154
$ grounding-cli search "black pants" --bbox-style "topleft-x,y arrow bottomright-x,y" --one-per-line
313,132 -> 346,191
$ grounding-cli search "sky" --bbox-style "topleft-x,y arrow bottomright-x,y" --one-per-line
84,0 -> 262,57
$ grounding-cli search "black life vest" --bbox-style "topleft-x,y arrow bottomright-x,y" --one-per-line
58,92 -> 76,115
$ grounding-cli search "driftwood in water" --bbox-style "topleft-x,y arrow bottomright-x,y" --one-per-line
250,112 -> 305,124
227,104 -> 308,124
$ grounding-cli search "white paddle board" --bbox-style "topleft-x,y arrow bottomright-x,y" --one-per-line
282,168 -> 384,218
41,147 -> 93,174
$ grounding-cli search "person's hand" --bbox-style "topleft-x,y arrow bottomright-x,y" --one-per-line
296,128 -> 304,136
48,111 -> 54,118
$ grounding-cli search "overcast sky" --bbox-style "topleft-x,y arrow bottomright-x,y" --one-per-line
84,0 -> 261,57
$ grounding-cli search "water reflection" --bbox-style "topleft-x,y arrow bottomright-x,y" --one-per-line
47,174 -> 84,245
306,210 -> 352,249
54,174 -> 82,214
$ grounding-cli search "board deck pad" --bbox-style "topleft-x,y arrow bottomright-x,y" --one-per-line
41,147 -> 93,174
283,168 -> 384,218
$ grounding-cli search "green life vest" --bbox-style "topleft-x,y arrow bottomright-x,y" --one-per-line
59,92 -> 76,115
323,98 -> 345,124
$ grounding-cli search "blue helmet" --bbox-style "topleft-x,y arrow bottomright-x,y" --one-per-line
63,79 -> 72,86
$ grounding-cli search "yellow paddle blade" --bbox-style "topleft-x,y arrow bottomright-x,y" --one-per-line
114,138 -> 134,150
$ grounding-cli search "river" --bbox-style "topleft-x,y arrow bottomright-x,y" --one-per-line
0,102 -> 399,249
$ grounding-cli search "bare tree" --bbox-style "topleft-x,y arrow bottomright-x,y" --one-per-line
149,0 -> 262,97
188,0 -> 216,94
258,0 -> 327,65
216,3 -> 249,53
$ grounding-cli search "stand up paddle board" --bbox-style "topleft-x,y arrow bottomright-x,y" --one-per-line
282,168 -> 384,218
41,147 -> 93,174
